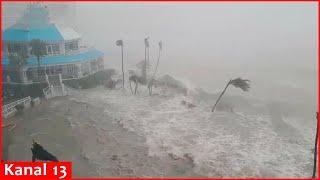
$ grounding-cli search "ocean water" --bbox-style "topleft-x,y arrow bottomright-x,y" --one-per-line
69,79 -> 315,177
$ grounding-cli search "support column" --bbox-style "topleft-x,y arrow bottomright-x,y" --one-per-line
21,68 -> 28,83
51,84 -> 54,97
77,63 -> 82,78
59,73 -> 66,96
89,62 -> 92,75
58,73 -> 63,84
60,42 -> 65,55
45,73 -> 49,85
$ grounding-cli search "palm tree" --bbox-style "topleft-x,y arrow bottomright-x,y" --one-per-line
116,40 -> 124,88
212,77 -> 250,112
148,41 -> 162,95
312,112 -> 319,178
30,39 -> 47,80
8,45 -> 28,82
143,37 -> 150,83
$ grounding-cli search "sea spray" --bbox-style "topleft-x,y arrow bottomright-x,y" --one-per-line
69,80 -> 312,177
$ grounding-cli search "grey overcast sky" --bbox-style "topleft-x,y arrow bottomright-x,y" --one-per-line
72,2 -> 317,70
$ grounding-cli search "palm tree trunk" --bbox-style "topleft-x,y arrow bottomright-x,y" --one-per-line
129,80 -> 134,94
135,81 -> 138,95
312,112 -> 319,178
212,80 -> 232,112
144,46 -> 147,82
147,46 -> 150,78
121,45 -> 124,88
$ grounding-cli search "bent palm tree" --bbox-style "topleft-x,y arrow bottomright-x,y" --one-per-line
212,77 -> 250,112
116,39 -> 125,88
312,112 -> 319,178
129,74 -> 144,95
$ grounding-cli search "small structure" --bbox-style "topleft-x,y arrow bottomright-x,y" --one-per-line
2,4 -> 104,84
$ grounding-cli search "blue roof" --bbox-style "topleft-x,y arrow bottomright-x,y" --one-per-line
3,24 -> 64,42
2,49 -> 104,66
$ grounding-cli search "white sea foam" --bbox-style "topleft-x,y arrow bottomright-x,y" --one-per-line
70,85 -> 313,177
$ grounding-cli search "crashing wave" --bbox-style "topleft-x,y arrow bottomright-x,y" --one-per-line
68,75 -> 313,177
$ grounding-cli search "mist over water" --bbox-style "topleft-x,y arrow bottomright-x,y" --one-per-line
70,2 -> 317,104
68,4 -> 316,176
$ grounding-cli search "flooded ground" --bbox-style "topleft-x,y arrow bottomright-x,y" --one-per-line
2,98 -> 97,177
3,91 -> 200,177
3,83 -> 315,178
69,84 -> 315,177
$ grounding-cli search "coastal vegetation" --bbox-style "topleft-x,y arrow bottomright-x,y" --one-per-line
30,39 -> 47,79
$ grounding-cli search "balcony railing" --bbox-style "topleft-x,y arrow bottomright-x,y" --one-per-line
64,46 -> 92,55
3,45 -> 93,59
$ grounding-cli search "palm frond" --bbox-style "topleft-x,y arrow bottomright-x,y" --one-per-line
116,40 -> 123,46
230,77 -> 250,92
30,39 -> 47,57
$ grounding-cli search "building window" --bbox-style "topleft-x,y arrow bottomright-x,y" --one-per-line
65,41 -> 78,53
6,43 -> 28,56
46,44 -> 60,55
46,45 -> 52,55
52,44 -> 60,54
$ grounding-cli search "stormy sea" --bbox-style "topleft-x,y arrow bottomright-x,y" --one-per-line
65,73 -> 316,177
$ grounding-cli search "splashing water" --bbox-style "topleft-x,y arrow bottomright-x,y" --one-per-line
69,84 -> 313,177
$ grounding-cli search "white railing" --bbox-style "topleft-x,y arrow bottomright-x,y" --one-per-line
64,85 -> 72,95
2,96 -> 31,119
53,86 -> 63,96
43,73 -> 70,99
43,86 -> 53,99
64,46 -> 92,56
43,85 -> 69,100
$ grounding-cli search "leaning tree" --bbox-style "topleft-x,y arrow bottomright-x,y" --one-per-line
312,112 -> 319,178
212,77 -> 250,112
